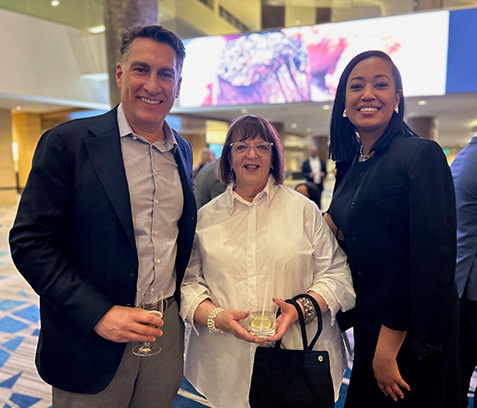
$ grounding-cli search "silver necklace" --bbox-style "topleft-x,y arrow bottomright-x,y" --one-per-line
359,145 -> 375,162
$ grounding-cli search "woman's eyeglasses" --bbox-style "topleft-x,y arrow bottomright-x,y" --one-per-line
229,141 -> 273,156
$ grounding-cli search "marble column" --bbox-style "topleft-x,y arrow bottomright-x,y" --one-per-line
261,1 -> 285,30
104,0 -> 158,107
407,116 -> 438,140
313,135 -> 329,161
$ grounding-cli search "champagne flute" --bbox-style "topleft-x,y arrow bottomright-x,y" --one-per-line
132,289 -> 164,356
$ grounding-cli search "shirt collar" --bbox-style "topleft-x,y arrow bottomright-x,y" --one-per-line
225,175 -> 279,215
117,103 -> 177,152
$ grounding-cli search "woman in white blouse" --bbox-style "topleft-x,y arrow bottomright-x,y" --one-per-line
180,115 -> 355,408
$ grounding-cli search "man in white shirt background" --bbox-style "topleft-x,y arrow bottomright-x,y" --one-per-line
301,145 -> 328,209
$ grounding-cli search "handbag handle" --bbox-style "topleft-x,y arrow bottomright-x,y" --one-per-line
275,293 -> 323,351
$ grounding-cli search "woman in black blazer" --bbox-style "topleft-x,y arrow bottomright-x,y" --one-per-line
325,50 -> 462,407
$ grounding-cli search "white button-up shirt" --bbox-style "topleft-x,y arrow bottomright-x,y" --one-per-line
181,176 -> 355,408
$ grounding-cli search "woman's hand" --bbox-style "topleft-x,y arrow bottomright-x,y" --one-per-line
265,297 -> 298,342
214,309 -> 266,343
373,325 -> 410,401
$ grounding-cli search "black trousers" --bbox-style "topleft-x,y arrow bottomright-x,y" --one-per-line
459,297 -> 477,407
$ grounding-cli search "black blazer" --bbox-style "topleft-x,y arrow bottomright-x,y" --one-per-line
9,107 -> 197,393
330,134 -> 458,350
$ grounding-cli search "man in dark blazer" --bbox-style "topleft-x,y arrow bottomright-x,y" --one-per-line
9,26 -> 196,407
194,159 -> 226,208
451,133 -> 477,406
301,145 -> 327,209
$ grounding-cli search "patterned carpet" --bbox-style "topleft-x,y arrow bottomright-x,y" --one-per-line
0,203 -> 474,407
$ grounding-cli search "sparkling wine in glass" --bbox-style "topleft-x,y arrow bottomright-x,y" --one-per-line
132,290 -> 163,357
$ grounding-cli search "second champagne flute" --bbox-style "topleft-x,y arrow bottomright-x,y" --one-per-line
132,290 -> 164,357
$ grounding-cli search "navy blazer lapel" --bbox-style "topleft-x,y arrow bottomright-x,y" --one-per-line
174,139 -> 195,216
84,109 -> 136,250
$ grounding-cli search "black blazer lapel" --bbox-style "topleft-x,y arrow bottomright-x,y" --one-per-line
84,110 -> 136,251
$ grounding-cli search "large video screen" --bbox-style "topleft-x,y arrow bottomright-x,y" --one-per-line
446,8 -> 477,94
178,11 -> 449,108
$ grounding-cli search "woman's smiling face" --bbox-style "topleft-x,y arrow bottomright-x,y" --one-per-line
345,56 -> 401,140
230,136 -> 272,198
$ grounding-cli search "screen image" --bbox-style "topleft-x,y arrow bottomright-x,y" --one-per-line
178,10 -> 449,108
446,8 -> 477,94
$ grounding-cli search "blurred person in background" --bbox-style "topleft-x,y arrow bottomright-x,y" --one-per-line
451,133 -> 477,407
193,147 -> 215,179
294,181 -> 322,208
194,159 -> 226,208
301,145 -> 327,209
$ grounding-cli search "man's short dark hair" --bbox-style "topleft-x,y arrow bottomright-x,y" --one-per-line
119,25 -> 186,73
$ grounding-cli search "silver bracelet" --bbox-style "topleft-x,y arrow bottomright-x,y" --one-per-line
207,307 -> 225,333
297,297 -> 317,325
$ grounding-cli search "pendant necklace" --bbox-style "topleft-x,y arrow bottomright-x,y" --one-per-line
358,145 -> 375,162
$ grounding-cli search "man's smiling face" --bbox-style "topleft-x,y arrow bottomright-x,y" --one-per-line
116,37 -> 181,136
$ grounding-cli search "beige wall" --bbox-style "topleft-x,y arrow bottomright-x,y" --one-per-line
0,109 -> 17,204
12,112 -> 42,190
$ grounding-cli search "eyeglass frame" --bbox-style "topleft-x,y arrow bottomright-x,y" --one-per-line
229,141 -> 274,156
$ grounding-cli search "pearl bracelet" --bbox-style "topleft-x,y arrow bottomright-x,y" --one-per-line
297,297 -> 317,325
207,307 -> 225,333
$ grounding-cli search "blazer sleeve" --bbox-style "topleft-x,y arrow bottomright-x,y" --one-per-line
9,129 -> 114,336
301,160 -> 311,180
453,153 -> 477,299
407,140 -> 457,343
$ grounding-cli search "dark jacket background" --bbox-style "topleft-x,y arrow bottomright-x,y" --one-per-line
9,107 -> 197,394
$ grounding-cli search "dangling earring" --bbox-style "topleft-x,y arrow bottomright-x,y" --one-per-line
394,105 -> 399,114
342,109 -> 348,118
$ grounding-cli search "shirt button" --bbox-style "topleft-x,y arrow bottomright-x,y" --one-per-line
156,259 -> 161,264
155,200 -> 159,205
356,270 -> 363,277
128,268 -> 136,276
154,231 -> 158,235
351,235 -> 357,242
350,201 -> 355,209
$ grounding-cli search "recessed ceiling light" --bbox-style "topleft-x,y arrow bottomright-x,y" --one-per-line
322,104 -> 331,111
291,123 -> 298,128
15,105 -> 22,111
306,128 -> 312,133
241,108 -> 248,114
89,25 -> 105,34
417,100 -> 427,106
51,0 -> 60,6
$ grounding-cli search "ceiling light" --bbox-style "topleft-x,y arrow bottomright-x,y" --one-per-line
89,25 -> 105,34
241,108 -> 248,114
322,104 -> 331,111
291,123 -> 298,129
306,128 -> 312,133
417,100 -> 427,106
15,105 -> 22,111
51,0 -> 60,6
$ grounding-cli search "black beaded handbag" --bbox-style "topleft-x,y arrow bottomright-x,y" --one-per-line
249,294 -> 334,408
